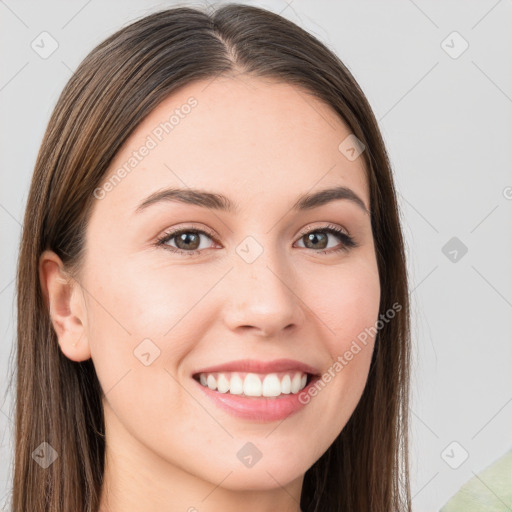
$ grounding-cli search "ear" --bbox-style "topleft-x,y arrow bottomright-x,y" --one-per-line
39,250 -> 91,362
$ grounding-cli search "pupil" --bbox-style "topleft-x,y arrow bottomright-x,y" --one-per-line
178,233 -> 199,249
306,232 -> 327,249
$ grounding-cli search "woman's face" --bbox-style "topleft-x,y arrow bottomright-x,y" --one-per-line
61,76 -> 380,497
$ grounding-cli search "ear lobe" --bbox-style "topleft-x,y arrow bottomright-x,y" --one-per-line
39,250 -> 91,362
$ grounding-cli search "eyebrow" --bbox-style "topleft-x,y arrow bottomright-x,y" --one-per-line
135,185 -> 370,215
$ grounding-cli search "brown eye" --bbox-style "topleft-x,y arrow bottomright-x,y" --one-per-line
174,231 -> 202,251
156,228 -> 217,255
295,225 -> 357,254
301,231 -> 329,250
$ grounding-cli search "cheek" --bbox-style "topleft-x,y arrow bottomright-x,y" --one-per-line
309,257 -> 381,351
301,257 -> 380,431
84,253 -> 215,350
82,260 -> 212,455
80,258 -> 247,485
81,256 -> 209,408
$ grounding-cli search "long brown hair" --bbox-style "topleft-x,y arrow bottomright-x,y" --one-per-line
9,3 -> 411,511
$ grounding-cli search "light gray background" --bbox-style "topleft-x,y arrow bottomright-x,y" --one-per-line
1,1 -> 511,511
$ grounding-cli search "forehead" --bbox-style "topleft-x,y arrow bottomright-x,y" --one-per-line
98,75 -> 369,216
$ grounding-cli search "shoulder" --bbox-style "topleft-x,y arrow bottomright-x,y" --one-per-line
439,447 -> 512,512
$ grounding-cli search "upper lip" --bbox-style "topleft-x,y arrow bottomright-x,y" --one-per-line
193,358 -> 321,377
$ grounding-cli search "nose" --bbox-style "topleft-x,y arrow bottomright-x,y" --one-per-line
222,246 -> 305,338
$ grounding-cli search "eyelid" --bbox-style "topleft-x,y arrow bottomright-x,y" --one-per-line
297,222 -> 350,238
156,223 -> 218,241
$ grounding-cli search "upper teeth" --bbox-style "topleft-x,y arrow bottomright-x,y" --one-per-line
198,371 -> 308,397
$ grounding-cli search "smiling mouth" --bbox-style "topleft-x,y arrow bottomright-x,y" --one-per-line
192,371 -> 316,398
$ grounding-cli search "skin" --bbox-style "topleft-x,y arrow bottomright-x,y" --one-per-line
40,74 -> 380,512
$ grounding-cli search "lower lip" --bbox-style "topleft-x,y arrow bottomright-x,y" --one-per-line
193,376 -> 318,422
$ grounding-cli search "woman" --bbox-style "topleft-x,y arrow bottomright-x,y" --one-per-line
11,4 -> 411,511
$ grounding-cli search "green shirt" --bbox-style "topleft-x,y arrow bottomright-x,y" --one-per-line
440,447 -> 512,512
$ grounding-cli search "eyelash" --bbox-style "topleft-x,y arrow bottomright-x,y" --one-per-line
155,223 -> 358,257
